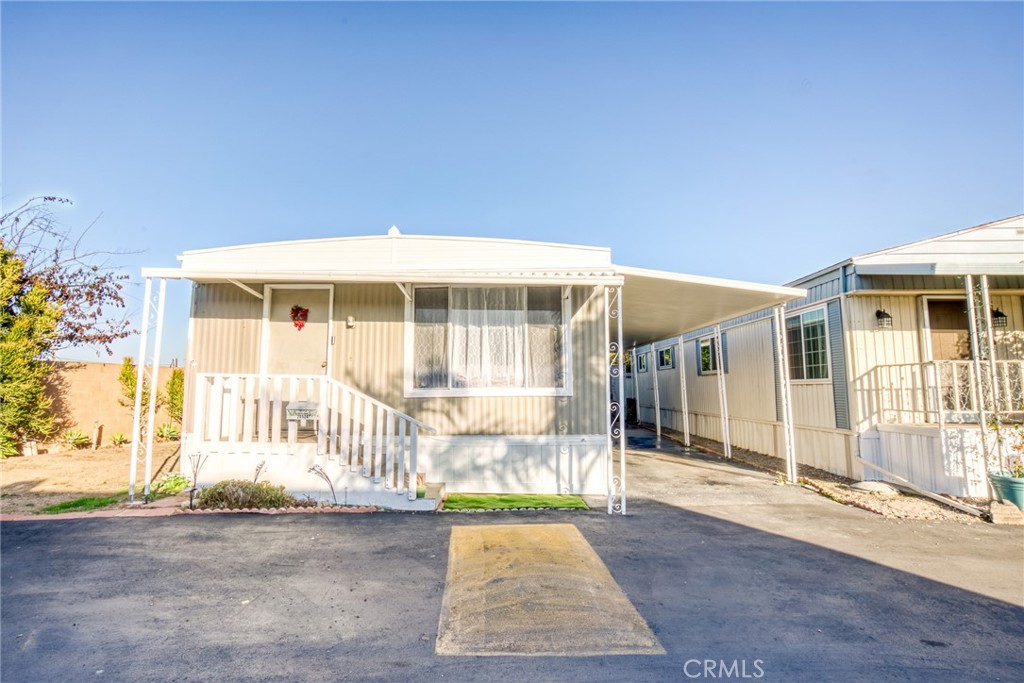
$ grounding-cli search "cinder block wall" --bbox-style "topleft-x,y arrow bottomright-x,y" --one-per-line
45,361 -> 175,445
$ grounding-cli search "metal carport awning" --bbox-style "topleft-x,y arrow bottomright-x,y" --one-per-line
615,265 -> 804,346
608,265 -> 805,500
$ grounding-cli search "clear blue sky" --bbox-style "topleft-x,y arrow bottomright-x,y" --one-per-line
3,1 -> 1022,364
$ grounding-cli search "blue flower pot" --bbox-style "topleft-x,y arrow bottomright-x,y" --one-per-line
989,473 -> 1024,510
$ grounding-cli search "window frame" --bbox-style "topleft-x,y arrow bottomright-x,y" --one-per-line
656,346 -> 675,370
698,337 -> 720,375
635,352 -> 648,373
785,305 -> 830,383
404,284 -> 574,398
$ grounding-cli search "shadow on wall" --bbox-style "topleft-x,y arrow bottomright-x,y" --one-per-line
43,361 -> 176,446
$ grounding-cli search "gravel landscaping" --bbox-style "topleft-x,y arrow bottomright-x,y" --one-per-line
680,433 -> 990,524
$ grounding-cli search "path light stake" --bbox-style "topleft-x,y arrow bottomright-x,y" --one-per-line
253,460 -> 266,483
308,464 -> 337,504
187,451 -> 209,510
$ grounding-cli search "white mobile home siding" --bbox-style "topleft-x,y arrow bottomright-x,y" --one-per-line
186,281 -> 610,494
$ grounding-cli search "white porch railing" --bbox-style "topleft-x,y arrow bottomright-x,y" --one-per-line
865,360 -> 1024,425
191,373 -> 436,500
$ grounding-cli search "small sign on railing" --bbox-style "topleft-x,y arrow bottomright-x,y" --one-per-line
286,401 -> 318,421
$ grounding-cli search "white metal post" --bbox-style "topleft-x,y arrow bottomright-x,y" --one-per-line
677,335 -> 691,446
979,275 -> 1006,470
651,345 -> 662,438
714,323 -> 732,459
616,286 -> 626,515
604,287 -> 614,514
964,275 -> 991,480
773,306 -> 797,483
142,278 -> 167,501
128,277 -> 153,502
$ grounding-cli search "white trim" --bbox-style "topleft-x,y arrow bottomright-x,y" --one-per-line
615,264 -> 804,298
784,304 -> 830,382
697,336 -> 721,375
655,346 -> 676,370
228,279 -> 264,300
142,267 -> 622,286
423,433 -> 606,445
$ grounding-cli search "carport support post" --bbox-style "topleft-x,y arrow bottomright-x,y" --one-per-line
615,286 -> 626,515
964,275 -> 992,477
651,345 -> 662,439
142,278 -> 168,501
676,335 -> 691,446
773,306 -> 797,483
714,323 -> 732,459
128,277 -> 153,503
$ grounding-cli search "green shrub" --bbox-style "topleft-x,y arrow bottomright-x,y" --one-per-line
62,429 -> 91,449
111,432 -> 129,447
152,472 -> 190,497
156,423 -> 180,441
196,480 -> 297,510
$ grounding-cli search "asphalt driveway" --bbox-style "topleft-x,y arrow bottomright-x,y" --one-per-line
2,440 -> 1022,682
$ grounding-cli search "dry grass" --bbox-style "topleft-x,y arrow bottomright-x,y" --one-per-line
0,442 -> 180,515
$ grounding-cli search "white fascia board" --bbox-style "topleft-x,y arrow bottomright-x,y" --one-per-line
614,264 -> 806,298
932,263 -> 1024,275
853,263 -> 1024,276
139,267 -> 622,286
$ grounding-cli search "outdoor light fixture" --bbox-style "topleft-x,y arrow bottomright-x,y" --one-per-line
875,309 -> 893,329
991,308 -> 1008,328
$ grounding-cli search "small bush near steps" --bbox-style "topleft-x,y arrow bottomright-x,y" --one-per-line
195,480 -> 300,510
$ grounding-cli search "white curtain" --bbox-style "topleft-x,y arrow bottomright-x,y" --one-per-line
413,288 -> 449,388
451,288 -> 527,388
527,287 -> 564,387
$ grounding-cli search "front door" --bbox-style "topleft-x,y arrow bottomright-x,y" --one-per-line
927,300 -> 970,361
266,287 -> 332,375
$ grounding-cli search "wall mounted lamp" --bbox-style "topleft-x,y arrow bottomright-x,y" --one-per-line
991,308 -> 1008,328
875,309 -> 893,329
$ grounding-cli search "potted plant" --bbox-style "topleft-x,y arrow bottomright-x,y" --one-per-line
989,424 -> 1024,510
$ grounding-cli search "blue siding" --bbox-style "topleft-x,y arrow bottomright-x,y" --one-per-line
827,299 -> 850,430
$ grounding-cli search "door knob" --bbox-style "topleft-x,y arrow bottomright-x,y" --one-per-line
321,360 -> 328,368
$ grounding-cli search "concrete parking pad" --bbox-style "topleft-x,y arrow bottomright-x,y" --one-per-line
436,523 -> 664,656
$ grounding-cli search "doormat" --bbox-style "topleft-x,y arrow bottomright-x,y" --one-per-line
435,523 -> 664,656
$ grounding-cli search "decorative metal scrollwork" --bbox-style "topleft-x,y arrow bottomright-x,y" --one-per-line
609,401 -> 622,440
611,475 -> 623,514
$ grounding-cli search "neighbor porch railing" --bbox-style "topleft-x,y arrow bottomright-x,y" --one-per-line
191,373 -> 436,499
864,360 -> 1024,425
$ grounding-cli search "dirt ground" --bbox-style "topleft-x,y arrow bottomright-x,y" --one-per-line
0,443 -> 180,515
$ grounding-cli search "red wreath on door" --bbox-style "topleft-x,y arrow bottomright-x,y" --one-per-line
290,305 -> 309,330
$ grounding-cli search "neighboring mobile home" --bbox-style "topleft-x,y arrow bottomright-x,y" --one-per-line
129,229 -> 802,511
635,215 -> 1024,497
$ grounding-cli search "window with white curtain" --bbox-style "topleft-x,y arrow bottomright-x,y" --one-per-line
409,285 -> 570,396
